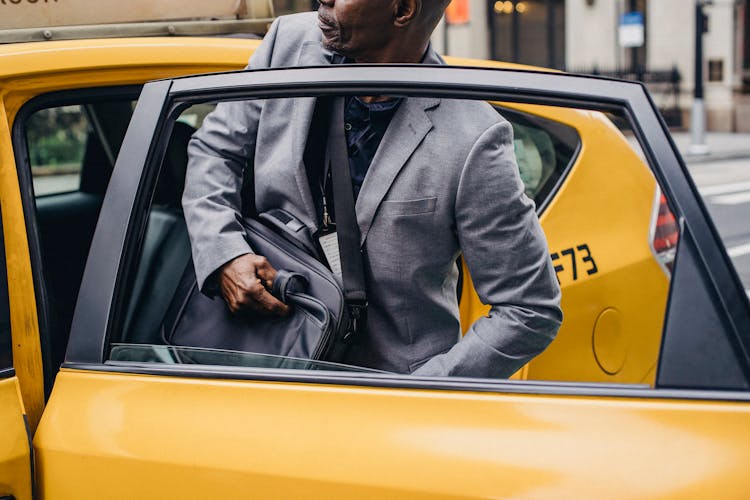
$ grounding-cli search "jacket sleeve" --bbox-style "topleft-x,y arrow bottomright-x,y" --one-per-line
412,120 -> 563,378
182,17 -> 282,292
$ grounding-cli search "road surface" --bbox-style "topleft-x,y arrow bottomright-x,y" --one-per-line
689,157 -> 750,294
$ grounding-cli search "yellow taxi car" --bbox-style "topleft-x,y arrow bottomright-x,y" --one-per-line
2,2 -> 750,498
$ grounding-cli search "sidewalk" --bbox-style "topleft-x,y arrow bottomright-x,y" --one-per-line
670,131 -> 750,164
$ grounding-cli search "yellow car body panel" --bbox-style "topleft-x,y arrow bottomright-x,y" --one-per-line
34,370 -> 750,499
0,376 -> 32,500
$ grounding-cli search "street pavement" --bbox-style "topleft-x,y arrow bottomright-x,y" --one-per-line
672,131 -> 750,294
33,174 -> 78,196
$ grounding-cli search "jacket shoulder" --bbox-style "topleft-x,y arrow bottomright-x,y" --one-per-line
433,99 -> 507,141
259,12 -> 323,67
273,12 -> 322,45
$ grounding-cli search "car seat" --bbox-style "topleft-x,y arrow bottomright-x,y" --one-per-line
121,122 -> 195,344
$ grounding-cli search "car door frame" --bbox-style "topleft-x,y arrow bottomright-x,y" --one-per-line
63,65 -> 750,395
10,85 -> 145,399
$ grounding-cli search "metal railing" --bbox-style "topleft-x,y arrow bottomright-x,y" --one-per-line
569,65 -> 683,127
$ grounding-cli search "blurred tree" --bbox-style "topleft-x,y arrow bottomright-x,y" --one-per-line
26,105 -> 89,168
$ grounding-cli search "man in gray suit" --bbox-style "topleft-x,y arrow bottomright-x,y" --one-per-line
183,0 -> 562,378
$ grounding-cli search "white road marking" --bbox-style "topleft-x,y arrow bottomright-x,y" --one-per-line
728,242 -> 750,258
699,181 -> 750,196
711,191 -> 750,205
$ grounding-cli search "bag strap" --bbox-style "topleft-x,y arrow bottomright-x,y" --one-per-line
326,97 -> 368,341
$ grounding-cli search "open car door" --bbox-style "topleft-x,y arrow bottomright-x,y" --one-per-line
32,66 -> 750,498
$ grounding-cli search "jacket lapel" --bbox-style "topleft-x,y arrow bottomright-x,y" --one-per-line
355,97 -> 440,245
289,40 -> 444,237
353,42 -> 443,243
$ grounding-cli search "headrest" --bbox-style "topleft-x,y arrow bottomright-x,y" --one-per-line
153,121 -> 196,209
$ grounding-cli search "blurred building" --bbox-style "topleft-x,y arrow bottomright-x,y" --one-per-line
437,0 -> 750,132
270,1 -> 749,131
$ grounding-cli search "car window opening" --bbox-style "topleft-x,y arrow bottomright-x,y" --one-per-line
95,94 -> 675,389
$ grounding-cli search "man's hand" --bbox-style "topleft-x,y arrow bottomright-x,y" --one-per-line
219,254 -> 290,316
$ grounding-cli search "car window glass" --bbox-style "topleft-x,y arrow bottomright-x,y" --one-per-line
177,103 -> 215,129
26,104 -> 88,196
494,105 -> 580,208
109,344 -> 385,372
105,93 -> 683,388
25,100 -> 136,197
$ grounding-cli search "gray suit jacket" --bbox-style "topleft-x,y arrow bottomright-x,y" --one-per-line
183,12 -> 562,377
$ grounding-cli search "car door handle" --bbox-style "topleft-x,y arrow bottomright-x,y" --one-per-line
0,495 -> 15,500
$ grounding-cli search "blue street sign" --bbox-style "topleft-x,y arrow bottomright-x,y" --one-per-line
620,12 -> 644,26
619,11 -> 644,48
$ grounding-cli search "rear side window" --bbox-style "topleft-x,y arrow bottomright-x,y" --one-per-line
495,105 -> 580,209
26,101 -> 134,197
100,93 -> 674,389
27,104 -> 89,196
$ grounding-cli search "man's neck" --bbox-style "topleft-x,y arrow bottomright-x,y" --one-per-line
351,40 -> 430,65
354,42 -> 429,104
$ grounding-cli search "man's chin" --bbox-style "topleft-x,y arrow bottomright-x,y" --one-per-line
320,33 -> 342,52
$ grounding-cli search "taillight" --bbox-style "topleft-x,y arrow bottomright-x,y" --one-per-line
650,187 -> 680,275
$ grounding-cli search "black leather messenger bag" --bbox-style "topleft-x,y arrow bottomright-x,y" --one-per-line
163,98 -> 367,362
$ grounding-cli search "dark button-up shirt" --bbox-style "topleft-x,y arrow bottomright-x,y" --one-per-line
344,96 -> 401,200
326,52 -> 402,202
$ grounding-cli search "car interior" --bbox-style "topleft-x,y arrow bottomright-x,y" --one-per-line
27,98 -> 135,372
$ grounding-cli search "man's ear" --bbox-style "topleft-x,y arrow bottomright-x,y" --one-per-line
394,0 -> 421,27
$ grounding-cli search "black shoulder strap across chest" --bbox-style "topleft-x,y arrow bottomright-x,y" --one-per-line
324,97 -> 368,340
304,97 -> 333,206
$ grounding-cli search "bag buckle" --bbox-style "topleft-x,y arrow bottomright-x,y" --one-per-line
344,300 -> 367,343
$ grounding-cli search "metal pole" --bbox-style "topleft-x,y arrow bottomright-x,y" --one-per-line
615,1 -> 621,72
547,0 -> 555,69
443,14 -> 449,56
689,0 -> 711,155
629,0 -> 638,75
488,0 -> 497,61
512,0 -> 520,63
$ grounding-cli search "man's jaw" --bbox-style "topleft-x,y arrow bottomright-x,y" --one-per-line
317,13 -> 341,50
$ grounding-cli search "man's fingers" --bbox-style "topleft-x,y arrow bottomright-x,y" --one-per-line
253,257 -> 278,287
219,254 -> 290,316
226,277 -> 289,316
245,277 -> 288,315
254,287 -> 291,316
